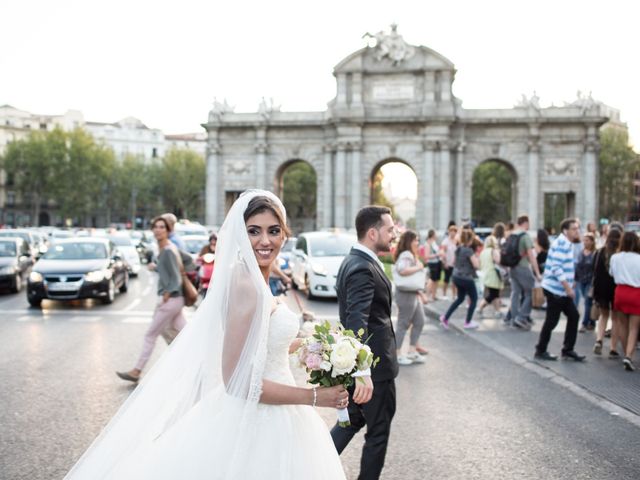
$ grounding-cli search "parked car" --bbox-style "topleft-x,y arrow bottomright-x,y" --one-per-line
27,238 -> 129,307
0,228 -> 40,259
182,234 -> 209,260
0,237 -> 34,293
109,235 -> 142,276
289,231 -> 356,299
175,222 -> 208,237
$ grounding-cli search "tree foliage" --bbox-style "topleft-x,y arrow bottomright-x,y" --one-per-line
1,129 -> 206,226
281,161 -> 317,232
471,160 -> 513,226
598,127 -> 639,221
371,170 -> 395,218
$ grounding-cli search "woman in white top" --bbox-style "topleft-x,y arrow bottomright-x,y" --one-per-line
393,230 -> 428,365
609,231 -> 640,371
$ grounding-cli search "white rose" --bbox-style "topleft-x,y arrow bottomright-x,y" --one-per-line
320,361 -> 332,371
330,340 -> 358,377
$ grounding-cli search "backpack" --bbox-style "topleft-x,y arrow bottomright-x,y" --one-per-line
500,232 -> 525,267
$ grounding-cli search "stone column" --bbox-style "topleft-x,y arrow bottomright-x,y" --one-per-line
527,124 -> 540,228
422,141 -> 437,228
350,142 -> 362,227
438,142 -> 452,229
454,142 -> 465,224
322,145 -> 333,229
255,127 -> 268,190
205,136 -> 221,226
583,126 -> 598,223
334,143 -> 347,228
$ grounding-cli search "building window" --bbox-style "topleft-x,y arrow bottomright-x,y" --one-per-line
40,123 -> 47,130
152,147 -> 157,158
7,191 -> 16,206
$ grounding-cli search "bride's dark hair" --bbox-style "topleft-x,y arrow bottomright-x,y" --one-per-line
243,195 -> 291,237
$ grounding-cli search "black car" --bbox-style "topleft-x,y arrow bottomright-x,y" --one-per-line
0,238 -> 34,293
27,238 -> 129,307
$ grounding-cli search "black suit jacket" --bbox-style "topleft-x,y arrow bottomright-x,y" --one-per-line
335,247 -> 399,382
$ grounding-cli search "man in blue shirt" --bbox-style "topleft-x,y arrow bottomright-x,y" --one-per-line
535,218 -> 585,361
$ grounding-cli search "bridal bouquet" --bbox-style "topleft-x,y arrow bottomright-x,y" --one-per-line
295,321 -> 378,427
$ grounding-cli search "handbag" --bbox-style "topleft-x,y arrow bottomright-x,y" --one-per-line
173,247 -> 198,307
392,264 -> 427,292
590,302 -> 600,321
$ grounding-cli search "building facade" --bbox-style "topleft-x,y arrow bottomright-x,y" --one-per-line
203,27 -> 618,230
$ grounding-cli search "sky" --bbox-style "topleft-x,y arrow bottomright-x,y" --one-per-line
1,0 -> 638,152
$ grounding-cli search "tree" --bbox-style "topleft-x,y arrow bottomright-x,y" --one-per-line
1,128 -> 66,226
281,161 -> 317,232
471,160 -> 513,226
598,127 -> 639,221
371,170 -> 395,218
160,148 -> 205,220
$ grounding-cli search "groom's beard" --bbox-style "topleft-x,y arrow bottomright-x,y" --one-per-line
374,239 -> 391,254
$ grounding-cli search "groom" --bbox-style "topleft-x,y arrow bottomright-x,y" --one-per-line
331,206 -> 399,480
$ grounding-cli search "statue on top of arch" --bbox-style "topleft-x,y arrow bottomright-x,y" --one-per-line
363,24 -> 415,66
566,90 -> 600,116
209,97 -> 234,122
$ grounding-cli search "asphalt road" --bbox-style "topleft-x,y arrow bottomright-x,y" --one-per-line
1,277 -> 639,480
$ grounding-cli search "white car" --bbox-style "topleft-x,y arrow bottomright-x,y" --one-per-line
289,232 -> 356,299
109,235 -> 141,276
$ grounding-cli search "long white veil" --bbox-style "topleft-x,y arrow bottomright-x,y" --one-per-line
65,189 -> 284,479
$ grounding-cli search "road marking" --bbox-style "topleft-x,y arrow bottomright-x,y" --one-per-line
16,315 -> 34,322
69,316 -> 102,323
142,285 -> 152,297
123,299 -> 141,311
121,317 -> 152,324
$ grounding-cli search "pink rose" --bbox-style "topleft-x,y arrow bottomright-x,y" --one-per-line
305,353 -> 323,370
308,342 -> 323,354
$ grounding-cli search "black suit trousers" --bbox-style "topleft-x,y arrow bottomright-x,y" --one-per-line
330,379 -> 396,480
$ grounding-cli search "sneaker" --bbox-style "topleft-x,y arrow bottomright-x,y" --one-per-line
623,357 -> 636,371
495,311 -> 504,321
609,350 -> 620,359
407,352 -> 426,364
478,309 -> 485,319
463,321 -> 480,330
513,317 -> 532,331
397,356 -> 413,366
525,316 -> 534,325
593,340 -> 603,355
439,314 -> 449,330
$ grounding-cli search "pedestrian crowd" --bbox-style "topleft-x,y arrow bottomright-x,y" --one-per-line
390,215 -> 640,372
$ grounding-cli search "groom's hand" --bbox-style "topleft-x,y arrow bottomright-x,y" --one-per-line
353,376 -> 373,404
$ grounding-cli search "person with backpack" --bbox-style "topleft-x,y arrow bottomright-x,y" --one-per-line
501,215 -> 541,330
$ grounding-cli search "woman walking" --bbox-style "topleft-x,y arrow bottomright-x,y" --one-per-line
478,235 -> 504,319
425,229 -> 443,301
609,232 -> 640,371
592,229 -> 622,357
576,233 -> 596,332
393,230 -> 428,365
440,229 -> 481,330
116,216 -> 187,382
440,225 -> 458,299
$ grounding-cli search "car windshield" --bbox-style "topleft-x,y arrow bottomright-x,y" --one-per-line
184,238 -> 208,254
281,239 -> 296,253
0,241 -> 16,257
109,236 -> 134,247
0,231 -> 29,242
309,236 -> 354,257
43,242 -> 108,260
625,223 -> 640,232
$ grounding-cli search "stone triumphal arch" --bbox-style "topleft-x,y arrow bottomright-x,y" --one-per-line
203,26 -> 615,230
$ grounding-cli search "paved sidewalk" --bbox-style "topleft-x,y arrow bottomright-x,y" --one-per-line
424,298 -> 640,417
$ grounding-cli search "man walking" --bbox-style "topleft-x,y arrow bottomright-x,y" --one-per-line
509,215 -> 541,330
535,218 -> 586,361
331,206 -> 398,480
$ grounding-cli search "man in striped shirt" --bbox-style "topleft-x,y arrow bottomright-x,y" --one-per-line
534,218 -> 586,361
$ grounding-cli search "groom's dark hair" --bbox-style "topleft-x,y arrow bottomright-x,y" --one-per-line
355,206 -> 392,240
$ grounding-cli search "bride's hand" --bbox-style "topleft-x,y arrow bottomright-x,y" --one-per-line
315,385 -> 349,409
288,338 -> 304,354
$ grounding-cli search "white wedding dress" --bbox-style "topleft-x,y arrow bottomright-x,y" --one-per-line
109,303 -> 346,479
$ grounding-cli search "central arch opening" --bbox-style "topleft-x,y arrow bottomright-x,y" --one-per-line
370,159 -> 418,229
276,159 -> 317,234
471,159 -> 517,227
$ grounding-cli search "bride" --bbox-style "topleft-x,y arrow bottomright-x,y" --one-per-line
65,190 -> 348,479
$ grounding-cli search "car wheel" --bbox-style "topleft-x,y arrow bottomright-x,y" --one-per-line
103,279 -> 116,304
119,272 -> 129,293
28,295 -> 42,308
304,275 -> 315,300
11,273 -> 22,293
